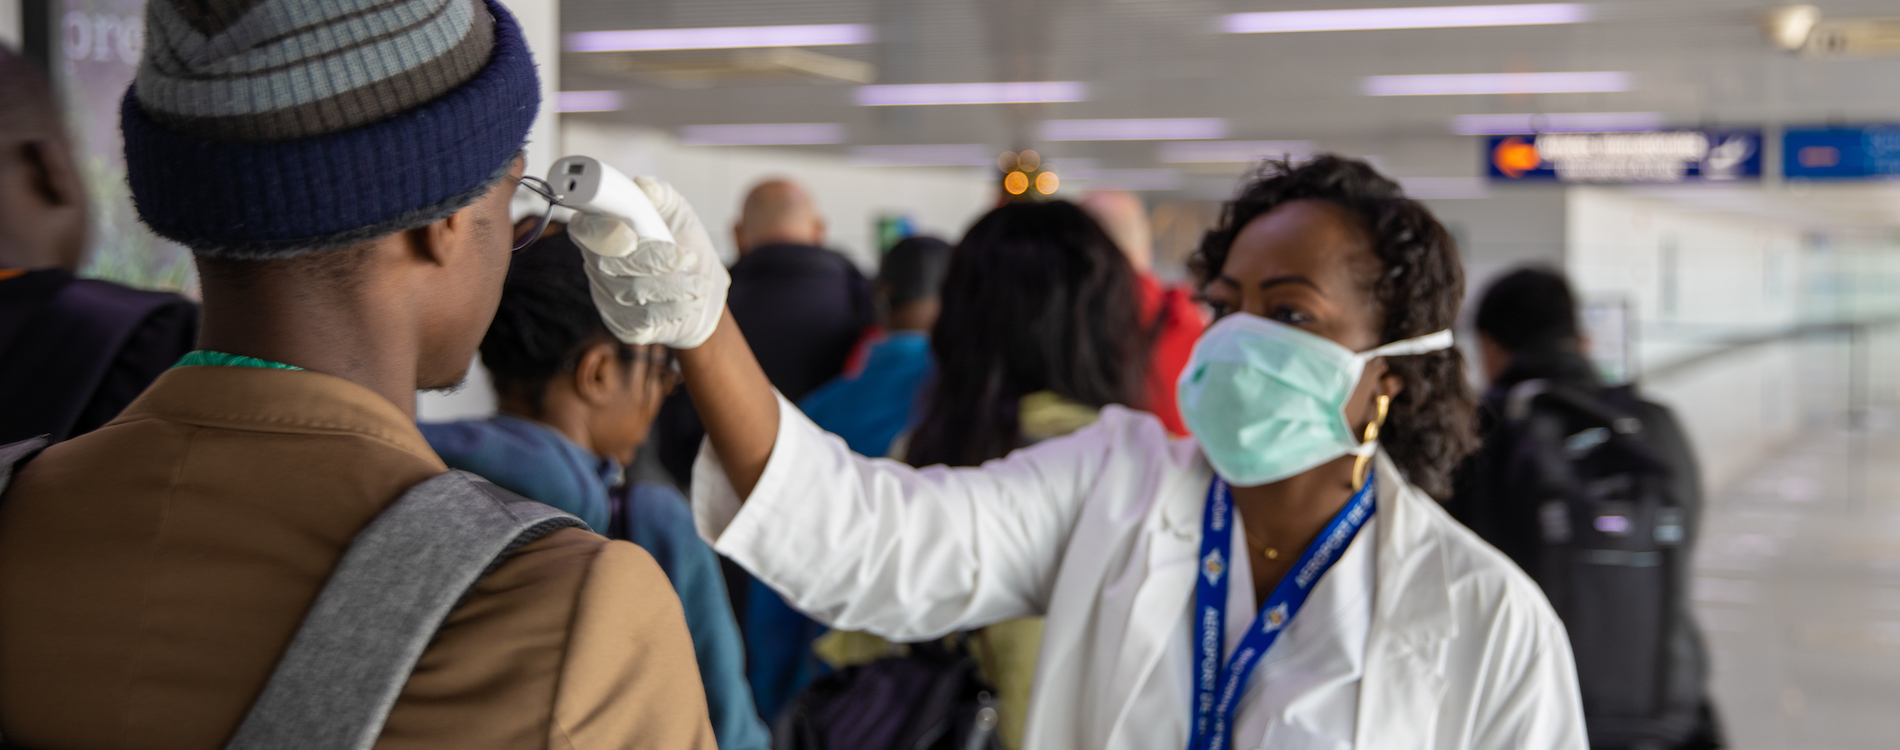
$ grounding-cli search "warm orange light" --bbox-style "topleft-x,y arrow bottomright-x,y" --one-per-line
1004,171 -> 1030,195
1491,137 -> 1542,178
997,151 -> 1019,172
1035,171 -> 1060,195
1018,150 -> 1042,171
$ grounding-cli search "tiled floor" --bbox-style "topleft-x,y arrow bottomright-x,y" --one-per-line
1694,426 -> 1900,749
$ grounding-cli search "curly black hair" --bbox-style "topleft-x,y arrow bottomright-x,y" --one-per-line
1190,155 -> 1478,498
480,228 -> 632,417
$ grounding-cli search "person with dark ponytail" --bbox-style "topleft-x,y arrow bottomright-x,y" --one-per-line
905,201 -> 1149,468
810,202 -> 1149,748
587,155 -> 1589,749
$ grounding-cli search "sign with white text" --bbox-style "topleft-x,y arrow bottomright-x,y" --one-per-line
1486,131 -> 1762,183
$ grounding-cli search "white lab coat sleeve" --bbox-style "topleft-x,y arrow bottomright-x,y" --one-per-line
691,392 -> 1120,641
1466,592 -> 1589,750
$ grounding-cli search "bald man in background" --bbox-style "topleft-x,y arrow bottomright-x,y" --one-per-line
1081,189 -> 1205,436
0,48 -> 197,445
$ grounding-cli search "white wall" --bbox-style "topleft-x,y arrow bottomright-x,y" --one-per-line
0,0 -> 19,51
1564,188 -> 1808,491
417,0 -> 558,423
562,120 -> 996,271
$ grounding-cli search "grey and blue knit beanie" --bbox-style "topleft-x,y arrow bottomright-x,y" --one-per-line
122,0 -> 540,258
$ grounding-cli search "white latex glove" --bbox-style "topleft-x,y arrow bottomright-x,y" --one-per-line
569,176 -> 730,349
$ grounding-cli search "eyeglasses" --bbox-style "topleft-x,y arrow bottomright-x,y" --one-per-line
510,175 -> 563,253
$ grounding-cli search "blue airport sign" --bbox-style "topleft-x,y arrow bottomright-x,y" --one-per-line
1486,131 -> 1762,183
1783,126 -> 1900,179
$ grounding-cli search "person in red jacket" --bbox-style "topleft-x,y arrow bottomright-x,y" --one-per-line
1082,189 -> 1207,436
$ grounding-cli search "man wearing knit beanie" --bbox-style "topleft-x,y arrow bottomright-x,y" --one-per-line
0,2 -> 718,748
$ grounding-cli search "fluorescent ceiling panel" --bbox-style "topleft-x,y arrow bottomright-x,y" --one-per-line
850,145 -> 994,166
1157,140 -> 1317,163
1452,111 -> 1662,134
856,82 -> 1087,106
1040,118 -> 1228,141
1222,3 -> 1589,33
557,90 -> 623,112
567,24 -> 874,53
679,123 -> 845,146
1363,71 -> 1630,96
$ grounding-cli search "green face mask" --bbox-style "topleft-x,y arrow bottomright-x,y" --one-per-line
1177,312 -> 1453,487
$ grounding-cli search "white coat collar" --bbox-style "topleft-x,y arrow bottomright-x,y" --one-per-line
1109,447 -> 1457,748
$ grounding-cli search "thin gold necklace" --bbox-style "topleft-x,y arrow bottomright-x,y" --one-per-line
1243,526 -> 1282,560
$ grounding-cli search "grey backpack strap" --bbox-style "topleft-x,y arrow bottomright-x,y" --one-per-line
0,437 -> 51,496
225,470 -> 587,750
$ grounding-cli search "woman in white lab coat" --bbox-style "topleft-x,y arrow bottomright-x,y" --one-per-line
627,155 -> 1587,750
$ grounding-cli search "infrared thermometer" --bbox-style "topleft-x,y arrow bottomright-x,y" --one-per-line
546,156 -> 674,256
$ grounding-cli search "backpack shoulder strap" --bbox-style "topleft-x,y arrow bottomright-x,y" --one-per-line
224,470 -> 587,750
0,438 -> 51,497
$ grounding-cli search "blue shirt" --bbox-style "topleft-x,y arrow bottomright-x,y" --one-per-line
798,331 -> 935,457
420,416 -> 770,750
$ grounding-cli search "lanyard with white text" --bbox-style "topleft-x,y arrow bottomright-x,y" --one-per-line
1188,472 -> 1376,750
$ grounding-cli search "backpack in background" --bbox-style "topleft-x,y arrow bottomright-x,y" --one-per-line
1494,380 -> 1707,749
774,638 -> 1001,750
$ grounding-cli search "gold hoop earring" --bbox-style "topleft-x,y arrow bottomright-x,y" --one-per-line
1352,394 -> 1391,491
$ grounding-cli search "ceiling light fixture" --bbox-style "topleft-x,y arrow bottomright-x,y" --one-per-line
1040,118 -> 1228,141
566,24 -> 874,53
1222,3 -> 1590,33
556,91 -> 624,112
678,123 -> 845,146
1363,71 -> 1630,96
856,82 -> 1088,106
1157,140 -> 1317,163
1452,111 -> 1662,134
850,145 -> 995,166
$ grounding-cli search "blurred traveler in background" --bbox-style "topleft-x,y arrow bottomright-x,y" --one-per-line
0,48 -> 196,446
603,155 -> 1586,749
741,234 -> 953,723
1452,268 -> 1719,750
1082,189 -> 1208,436
800,234 -> 952,457
892,201 -> 1148,748
0,3 -> 713,747
419,229 -> 769,750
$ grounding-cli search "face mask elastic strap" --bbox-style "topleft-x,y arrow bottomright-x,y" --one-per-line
1361,329 -> 1454,360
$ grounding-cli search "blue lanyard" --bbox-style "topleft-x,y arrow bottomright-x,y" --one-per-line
1188,472 -> 1376,750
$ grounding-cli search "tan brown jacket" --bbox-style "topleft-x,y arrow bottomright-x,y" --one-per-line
0,366 -> 717,749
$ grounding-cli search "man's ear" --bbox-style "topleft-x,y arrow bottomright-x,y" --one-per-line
812,217 -> 827,246
732,224 -> 747,254
21,140 -> 82,209
572,342 -> 619,406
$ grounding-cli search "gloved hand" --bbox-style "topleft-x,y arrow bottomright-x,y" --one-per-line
568,176 -> 730,349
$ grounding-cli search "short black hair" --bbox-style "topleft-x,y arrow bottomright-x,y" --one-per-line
480,229 -> 618,414
877,235 -> 952,308
1475,267 -> 1579,351
1190,155 -> 1477,498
